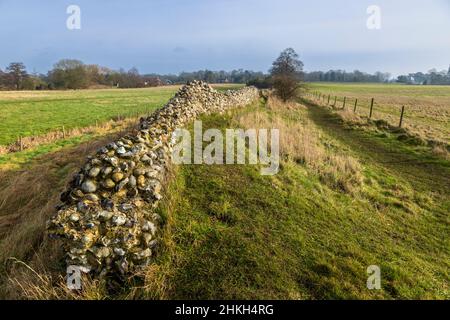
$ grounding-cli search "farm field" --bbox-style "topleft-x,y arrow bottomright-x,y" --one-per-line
308,82 -> 450,144
0,84 -> 242,147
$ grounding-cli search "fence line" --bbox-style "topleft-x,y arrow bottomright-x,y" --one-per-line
305,91 -> 406,128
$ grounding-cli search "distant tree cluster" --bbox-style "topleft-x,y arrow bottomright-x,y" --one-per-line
148,69 -> 266,85
0,62 -> 46,90
0,60 -> 162,90
304,67 -> 450,85
304,70 -> 391,83
396,68 -> 450,85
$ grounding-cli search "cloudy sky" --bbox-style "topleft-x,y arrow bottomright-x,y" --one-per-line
0,0 -> 449,76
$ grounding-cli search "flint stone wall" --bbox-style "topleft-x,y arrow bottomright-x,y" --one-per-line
47,81 -> 259,276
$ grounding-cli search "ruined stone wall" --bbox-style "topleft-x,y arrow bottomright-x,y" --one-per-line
47,81 -> 259,276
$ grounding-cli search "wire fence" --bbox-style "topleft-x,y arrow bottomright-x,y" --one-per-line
305,91 -> 406,128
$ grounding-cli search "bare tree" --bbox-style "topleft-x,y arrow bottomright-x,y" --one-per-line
270,48 -> 304,101
6,62 -> 28,90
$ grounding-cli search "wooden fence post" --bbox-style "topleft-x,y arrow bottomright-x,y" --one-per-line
343,97 -> 346,109
19,136 -> 23,151
354,99 -> 358,112
62,126 -> 66,139
333,96 -> 337,107
399,106 -> 405,128
369,98 -> 374,118
327,94 -> 330,105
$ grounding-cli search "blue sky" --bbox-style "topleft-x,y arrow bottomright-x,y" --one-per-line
0,0 -> 449,76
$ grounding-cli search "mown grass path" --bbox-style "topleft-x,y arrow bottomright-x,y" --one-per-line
304,100 -> 450,196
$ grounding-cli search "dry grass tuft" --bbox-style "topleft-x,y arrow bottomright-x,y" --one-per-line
267,95 -> 303,112
234,96 -> 363,193
431,144 -> 450,160
320,154 -> 363,193
4,257 -> 105,300
336,109 -> 367,126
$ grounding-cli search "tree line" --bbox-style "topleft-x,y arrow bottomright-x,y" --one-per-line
304,70 -> 391,83
0,60 -> 162,90
396,68 -> 450,85
0,60 -> 267,90
1,58 -> 450,90
304,68 -> 450,85
147,70 -> 266,85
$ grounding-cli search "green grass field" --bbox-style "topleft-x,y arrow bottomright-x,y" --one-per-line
0,84 -> 242,146
308,83 -> 450,144
0,87 -> 178,146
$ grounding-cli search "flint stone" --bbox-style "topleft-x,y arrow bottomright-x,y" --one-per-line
102,167 -> 113,176
142,220 -> 156,235
137,175 -> 146,188
81,180 -> 97,193
77,201 -> 89,213
97,210 -> 113,221
112,214 -> 127,226
113,247 -> 126,256
133,168 -> 146,176
116,146 -> 126,155
69,213 -> 80,222
116,178 -> 129,192
88,167 -> 100,178
85,193 -> 99,202
118,203 -> 133,212
112,172 -> 124,182
105,157 -> 119,167
102,179 -> 115,189
92,246 -> 110,258
101,199 -> 115,211
128,175 -> 136,187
